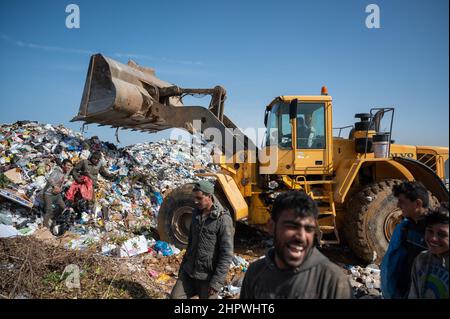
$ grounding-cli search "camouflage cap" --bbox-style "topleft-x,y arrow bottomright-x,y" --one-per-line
193,180 -> 215,195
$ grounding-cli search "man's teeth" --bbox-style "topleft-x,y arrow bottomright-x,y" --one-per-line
288,244 -> 304,252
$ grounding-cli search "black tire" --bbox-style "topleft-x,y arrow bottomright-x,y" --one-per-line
344,179 -> 439,263
157,181 -> 234,249
157,183 -> 196,249
344,179 -> 402,263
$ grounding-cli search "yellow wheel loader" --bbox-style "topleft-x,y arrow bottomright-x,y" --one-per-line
73,54 -> 449,263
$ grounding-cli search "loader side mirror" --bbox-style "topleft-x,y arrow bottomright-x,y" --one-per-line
289,99 -> 298,120
264,109 -> 269,127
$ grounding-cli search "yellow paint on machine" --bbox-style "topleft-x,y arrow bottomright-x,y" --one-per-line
214,173 -> 248,220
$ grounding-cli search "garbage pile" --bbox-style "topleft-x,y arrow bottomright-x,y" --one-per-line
0,121 -> 217,258
347,264 -> 382,298
218,255 -> 251,298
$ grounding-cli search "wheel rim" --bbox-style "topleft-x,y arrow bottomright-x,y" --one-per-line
171,206 -> 193,245
383,208 -> 403,242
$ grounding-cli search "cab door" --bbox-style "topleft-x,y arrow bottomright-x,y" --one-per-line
294,101 -> 333,175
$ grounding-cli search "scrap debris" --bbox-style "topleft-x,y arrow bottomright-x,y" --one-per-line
0,121 -> 377,299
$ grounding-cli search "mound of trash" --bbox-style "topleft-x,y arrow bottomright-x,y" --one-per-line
0,120 -> 216,257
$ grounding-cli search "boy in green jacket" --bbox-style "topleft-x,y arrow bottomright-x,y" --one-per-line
409,203 -> 449,299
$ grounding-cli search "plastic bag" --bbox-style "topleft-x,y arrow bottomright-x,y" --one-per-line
154,240 -> 174,256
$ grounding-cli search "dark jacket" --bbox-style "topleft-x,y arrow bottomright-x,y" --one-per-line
240,247 -> 353,299
72,159 -> 114,185
181,204 -> 234,291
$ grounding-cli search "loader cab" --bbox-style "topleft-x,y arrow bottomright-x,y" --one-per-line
261,92 -> 333,175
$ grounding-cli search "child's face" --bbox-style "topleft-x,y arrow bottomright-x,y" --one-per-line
425,223 -> 449,256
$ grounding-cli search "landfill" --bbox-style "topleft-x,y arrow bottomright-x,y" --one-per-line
0,120 -> 216,250
0,121 -> 379,299
0,121 -> 251,299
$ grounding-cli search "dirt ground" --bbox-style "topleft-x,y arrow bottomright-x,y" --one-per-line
0,222 -> 364,299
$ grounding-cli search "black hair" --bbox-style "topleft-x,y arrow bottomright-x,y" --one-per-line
271,190 -> 318,222
61,159 -> 72,166
53,145 -> 63,154
425,202 -> 449,226
90,151 -> 102,161
393,181 -> 429,208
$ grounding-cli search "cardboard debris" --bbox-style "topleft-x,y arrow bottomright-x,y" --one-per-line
0,188 -> 34,208
118,235 -> 148,258
4,168 -> 25,184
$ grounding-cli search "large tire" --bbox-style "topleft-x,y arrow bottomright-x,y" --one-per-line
156,181 -> 234,249
344,179 -> 439,263
157,183 -> 196,249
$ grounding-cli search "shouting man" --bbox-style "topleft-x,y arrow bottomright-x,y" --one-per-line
240,190 -> 352,299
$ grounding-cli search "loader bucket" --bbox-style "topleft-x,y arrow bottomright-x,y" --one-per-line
72,54 -> 253,157
71,54 -> 183,132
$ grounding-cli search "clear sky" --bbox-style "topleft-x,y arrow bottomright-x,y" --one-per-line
0,0 -> 448,148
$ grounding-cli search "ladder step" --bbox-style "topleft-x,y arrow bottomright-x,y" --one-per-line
318,212 -> 335,217
311,195 -> 330,200
319,226 -> 335,230
318,207 -> 335,215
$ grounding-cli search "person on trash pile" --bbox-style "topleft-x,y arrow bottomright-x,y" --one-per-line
240,190 -> 352,299
42,159 -> 73,228
89,136 -> 102,152
71,151 -> 116,209
72,151 -> 116,186
170,180 -> 234,299
381,181 -> 431,299
409,203 -> 449,299
51,145 -> 65,166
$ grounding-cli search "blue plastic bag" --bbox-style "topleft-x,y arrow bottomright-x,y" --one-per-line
154,240 -> 174,256
153,192 -> 163,206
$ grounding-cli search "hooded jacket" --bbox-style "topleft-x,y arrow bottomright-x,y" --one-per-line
181,204 -> 234,291
72,159 -> 114,185
240,247 -> 352,299
408,251 -> 449,299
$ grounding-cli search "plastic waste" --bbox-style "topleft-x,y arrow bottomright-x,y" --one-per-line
0,121 -> 218,257
154,240 -> 174,257
0,224 -> 19,238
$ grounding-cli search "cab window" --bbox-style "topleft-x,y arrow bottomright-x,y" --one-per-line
296,103 -> 325,149
265,101 -> 325,149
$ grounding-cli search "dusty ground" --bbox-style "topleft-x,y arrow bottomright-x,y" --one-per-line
0,223 -> 364,299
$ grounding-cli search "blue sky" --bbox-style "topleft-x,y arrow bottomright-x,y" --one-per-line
0,0 -> 448,148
